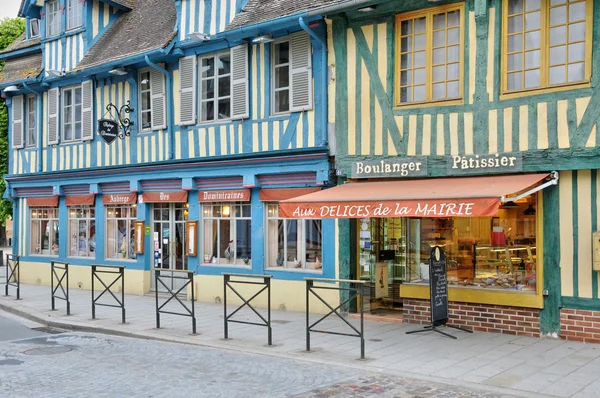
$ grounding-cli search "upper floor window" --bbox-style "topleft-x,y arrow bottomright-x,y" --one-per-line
271,32 -> 313,114
67,0 -> 83,30
138,68 -> 166,132
26,95 -> 37,148
503,0 -> 591,93
199,52 -> 231,122
46,0 -> 60,37
62,85 -> 82,142
395,4 -> 464,106
29,19 -> 40,38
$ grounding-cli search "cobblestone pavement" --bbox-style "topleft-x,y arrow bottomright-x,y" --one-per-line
0,330 -> 514,398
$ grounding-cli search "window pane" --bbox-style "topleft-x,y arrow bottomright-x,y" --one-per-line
275,42 -> 289,64
433,83 -> 445,100
414,85 -> 426,102
414,17 -> 426,33
448,28 -> 459,45
447,10 -> 460,27
75,122 -> 82,140
400,70 -> 412,86
415,68 -> 426,84
218,55 -> 231,75
525,11 -> 540,30
414,34 -> 426,50
285,220 -> 298,267
569,2 -> 586,22
218,76 -> 230,97
433,31 -> 445,47
447,81 -> 460,97
526,0 -> 541,10
414,51 -> 426,67
550,26 -> 566,45
218,99 -> 230,119
549,46 -> 566,64
64,124 -> 73,141
275,90 -> 289,113
507,72 -> 523,90
275,65 -> 289,88
201,58 -> 214,77
75,105 -> 82,122
400,20 -> 412,35
508,0 -> 523,14
549,65 -> 566,84
142,112 -> 151,129
448,46 -> 459,63
432,66 -> 444,83
400,53 -> 412,69
447,63 -> 459,80
525,50 -> 540,68
507,53 -> 522,71
236,219 -> 251,264
550,6 -> 566,25
508,15 -> 523,34
568,42 -> 585,62
568,22 -> 586,41
524,69 -> 540,88
268,219 -> 284,266
202,79 -> 215,99
142,91 -> 150,111
508,34 -> 523,52
525,31 -> 540,50
305,220 -> 322,269
400,36 -> 412,52
202,101 -> 214,121
433,13 -> 446,30
550,0 -> 566,5
433,48 -> 445,65
64,90 -> 72,106
400,87 -> 412,103
568,62 -> 585,82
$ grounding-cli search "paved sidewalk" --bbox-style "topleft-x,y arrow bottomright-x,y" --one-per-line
1,268 -> 600,398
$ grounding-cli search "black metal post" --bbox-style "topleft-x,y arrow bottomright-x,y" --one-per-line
267,276 -> 272,346
223,274 -> 229,340
360,284 -> 365,359
51,261 -> 70,315
91,265 -> 126,323
91,265 -> 96,319
190,272 -> 196,334
5,254 -> 20,299
154,269 -> 196,334
155,270 -> 160,329
306,279 -> 311,353
121,266 -> 125,324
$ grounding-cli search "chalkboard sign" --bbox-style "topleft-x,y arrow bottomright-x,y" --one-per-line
429,246 -> 449,326
97,119 -> 119,144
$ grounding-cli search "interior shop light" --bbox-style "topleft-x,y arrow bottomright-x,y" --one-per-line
500,201 -> 519,209
523,204 -> 536,215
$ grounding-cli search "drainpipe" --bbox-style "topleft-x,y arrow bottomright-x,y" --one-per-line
22,82 -> 43,173
144,55 -> 174,160
299,17 -> 328,147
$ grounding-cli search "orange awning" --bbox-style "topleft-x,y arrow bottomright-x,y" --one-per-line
279,174 -> 550,218
27,196 -> 59,207
66,194 -> 95,206
259,187 -> 321,201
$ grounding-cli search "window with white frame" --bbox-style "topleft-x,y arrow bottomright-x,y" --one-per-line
67,0 -> 83,30
106,205 -> 137,260
46,0 -> 60,37
272,41 -> 290,113
29,18 -> 40,38
138,68 -> 166,131
265,204 -> 322,270
202,203 -> 251,266
199,53 -> 231,122
26,94 -> 37,147
68,206 -> 95,257
62,85 -> 82,142
140,71 -> 152,130
30,207 -> 59,256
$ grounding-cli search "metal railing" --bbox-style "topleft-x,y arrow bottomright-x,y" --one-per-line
223,273 -> 272,345
305,277 -> 367,359
154,269 -> 196,334
51,261 -> 70,315
92,265 -> 126,323
5,254 -> 20,299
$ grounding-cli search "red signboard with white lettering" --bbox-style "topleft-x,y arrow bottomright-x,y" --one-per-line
198,189 -> 251,202
141,192 -> 188,203
278,198 -> 501,219
102,194 -> 137,205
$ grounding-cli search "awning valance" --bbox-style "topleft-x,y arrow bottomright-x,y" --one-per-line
66,194 -> 95,206
279,174 -> 551,218
27,196 -> 59,207
141,192 -> 188,203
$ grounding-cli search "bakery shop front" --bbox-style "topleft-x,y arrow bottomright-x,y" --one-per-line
280,155 -> 558,335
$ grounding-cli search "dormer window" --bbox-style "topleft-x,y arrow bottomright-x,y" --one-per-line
29,19 -> 40,39
46,0 -> 60,37
67,0 -> 83,30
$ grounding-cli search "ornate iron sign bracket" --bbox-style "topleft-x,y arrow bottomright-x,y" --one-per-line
105,100 -> 134,139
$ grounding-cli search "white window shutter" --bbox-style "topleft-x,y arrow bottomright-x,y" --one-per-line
47,88 -> 59,145
11,95 -> 24,149
290,32 -> 312,112
179,56 -> 197,126
230,44 -> 249,120
150,68 -> 167,130
81,80 -> 94,141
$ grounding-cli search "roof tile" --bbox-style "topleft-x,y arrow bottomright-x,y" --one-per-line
0,53 -> 43,85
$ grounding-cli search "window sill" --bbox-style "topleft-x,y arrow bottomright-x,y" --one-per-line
105,257 -> 137,262
199,263 -> 251,268
41,27 -> 86,43
266,266 -> 323,273
68,255 -> 95,259
393,98 -> 464,110
29,253 -> 59,257
499,82 -> 591,101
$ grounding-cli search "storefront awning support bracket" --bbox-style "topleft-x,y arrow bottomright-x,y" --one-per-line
501,171 -> 559,203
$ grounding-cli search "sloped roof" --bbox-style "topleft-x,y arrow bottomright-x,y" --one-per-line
0,53 -> 42,85
227,0 -> 343,30
108,0 -> 136,8
1,33 -> 40,54
75,0 -> 176,71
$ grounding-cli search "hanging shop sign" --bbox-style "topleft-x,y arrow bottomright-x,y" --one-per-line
447,153 -> 522,175
98,101 -> 134,144
349,157 -> 428,179
102,193 -> 137,205
198,189 -> 251,202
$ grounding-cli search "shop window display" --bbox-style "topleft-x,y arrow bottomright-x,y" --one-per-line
265,204 -> 323,270
106,206 -> 137,260
30,207 -> 59,256
202,203 -> 252,266
359,194 -> 537,293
